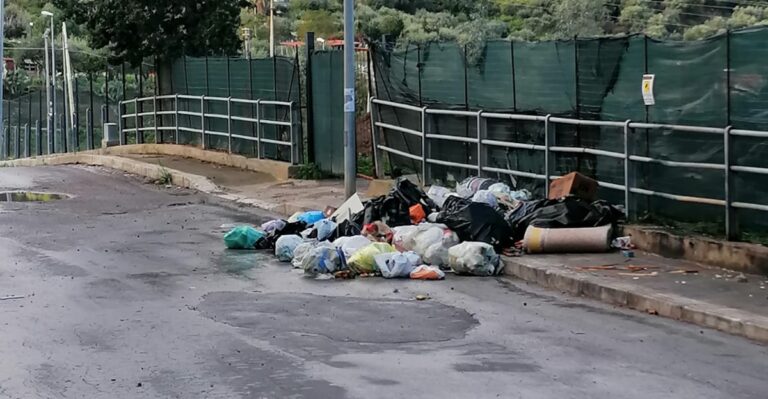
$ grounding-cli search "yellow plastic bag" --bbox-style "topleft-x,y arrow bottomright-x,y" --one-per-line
347,242 -> 396,274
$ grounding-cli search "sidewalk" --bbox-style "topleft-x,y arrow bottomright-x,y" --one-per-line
4,150 -> 768,342
112,153 -> 367,216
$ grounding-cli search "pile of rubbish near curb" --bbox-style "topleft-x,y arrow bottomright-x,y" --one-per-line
222,172 -> 625,280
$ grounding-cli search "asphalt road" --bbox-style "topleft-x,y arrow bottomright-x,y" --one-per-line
0,165 -> 766,399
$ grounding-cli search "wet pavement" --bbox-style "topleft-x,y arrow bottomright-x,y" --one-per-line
0,165 -> 767,399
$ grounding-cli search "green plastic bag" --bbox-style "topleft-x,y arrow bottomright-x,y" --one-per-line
347,242 -> 396,274
224,226 -> 265,249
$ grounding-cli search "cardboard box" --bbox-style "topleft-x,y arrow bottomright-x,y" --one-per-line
548,172 -> 598,201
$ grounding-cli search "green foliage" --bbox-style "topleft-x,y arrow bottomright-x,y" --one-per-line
155,166 -> 173,185
53,0 -> 246,66
297,10 -> 342,39
3,68 -> 32,96
5,2 -> 33,39
357,154 -> 373,176
296,163 -> 325,180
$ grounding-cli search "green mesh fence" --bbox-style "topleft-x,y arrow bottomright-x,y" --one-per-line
310,51 -> 344,176
1,63 -> 127,159
372,27 -> 768,233
162,56 -> 299,162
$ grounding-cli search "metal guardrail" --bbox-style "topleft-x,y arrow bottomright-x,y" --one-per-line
369,97 -> 768,240
119,94 -> 301,165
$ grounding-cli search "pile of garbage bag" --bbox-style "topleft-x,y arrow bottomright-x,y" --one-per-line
221,174 -> 624,280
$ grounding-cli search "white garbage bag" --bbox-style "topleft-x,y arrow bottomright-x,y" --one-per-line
374,251 -> 421,278
448,242 -> 502,276
427,185 -> 452,208
333,235 -> 373,258
392,225 -> 419,251
292,240 -> 334,268
275,234 -> 304,262
422,229 -> 460,267
302,245 -> 342,275
471,190 -> 498,207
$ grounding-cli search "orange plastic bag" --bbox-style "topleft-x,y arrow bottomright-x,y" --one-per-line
409,204 -> 426,224
410,265 -> 445,280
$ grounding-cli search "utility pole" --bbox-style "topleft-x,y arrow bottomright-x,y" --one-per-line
42,11 -> 56,144
0,0 -> 4,158
343,0 -> 356,197
43,29 -> 53,153
269,0 -> 275,57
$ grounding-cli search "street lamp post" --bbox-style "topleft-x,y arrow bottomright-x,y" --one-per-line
42,11 -> 56,149
269,0 -> 274,57
0,0 -> 4,160
43,29 -> 53,154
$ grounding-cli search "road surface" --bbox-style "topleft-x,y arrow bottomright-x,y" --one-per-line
0,165 -> 766,399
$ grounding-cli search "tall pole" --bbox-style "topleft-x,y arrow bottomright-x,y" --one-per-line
49,15 -> 57,143
343,0 -> 356,197
269,0 -> 275,58
0,0 -> 5,157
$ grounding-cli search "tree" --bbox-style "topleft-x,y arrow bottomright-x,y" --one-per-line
551,0 -> 609,39
296,9 -> 342,39
5,3 -> 33,39
53,0 -> 247,66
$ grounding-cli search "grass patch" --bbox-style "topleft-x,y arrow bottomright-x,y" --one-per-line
155,166 -> 173,185
295,163 -> 325,180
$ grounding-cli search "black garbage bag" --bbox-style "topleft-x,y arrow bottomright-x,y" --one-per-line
323,218 -> 362,242
259,220 -> 308,250
507,197 -> 625,241
351,195 -> 411,227
391,177 -> 438,212
436,196 -> 513,250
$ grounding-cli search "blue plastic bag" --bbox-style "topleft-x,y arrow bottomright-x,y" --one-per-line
224,226 -> 265,249
296,210 -> 325,226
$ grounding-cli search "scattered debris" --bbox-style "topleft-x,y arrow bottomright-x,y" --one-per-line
669,269 -> 699,274
735,273 -> 749,283
617,272 -> 658,277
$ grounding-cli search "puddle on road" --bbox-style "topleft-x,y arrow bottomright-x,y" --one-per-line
213,251 -> 272,278
0,191 -> 71,202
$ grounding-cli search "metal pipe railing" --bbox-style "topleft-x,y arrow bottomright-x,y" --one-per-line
117,94 -> 300,165
369,97 -> 768,241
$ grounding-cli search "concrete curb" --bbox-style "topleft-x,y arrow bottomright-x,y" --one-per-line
623,225 -> 768,276
502,256 -> 768,343
0,152 -> 304,216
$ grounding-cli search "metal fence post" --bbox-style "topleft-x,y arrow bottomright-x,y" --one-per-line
24,123 -> 30,158
13,127 -> 21,159
174,94 -> 180,144
35,120 -> 42,156
544,114 -> 552,197
724,126 -> 736,240
623,120 -> 632,220
118,102 -> 125,145
227,97 -> 232,154
370,98 -> 383,178
200,96 -> 206,149
153,95 -> 159,144
134,98 -> 140,144
289,102 -> 296,164
420,106 -> 428,185
476,111 -> 485,177
86,108 -> 93,150
255,99 -> 261,158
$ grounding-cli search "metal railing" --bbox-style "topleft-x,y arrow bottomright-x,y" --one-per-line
369,97 -> 768,240
119,94 -> 302,165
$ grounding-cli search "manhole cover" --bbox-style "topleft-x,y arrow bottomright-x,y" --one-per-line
0,191 -> 71,202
